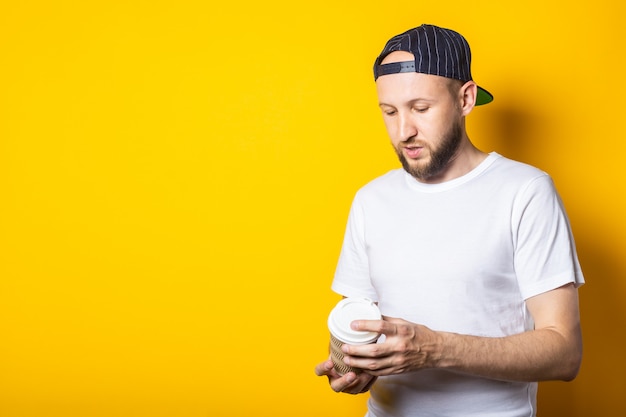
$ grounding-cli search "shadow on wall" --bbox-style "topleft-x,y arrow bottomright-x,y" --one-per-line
486,104 -> 626,416
483,104 -> 549,167
540,237 -> 626,416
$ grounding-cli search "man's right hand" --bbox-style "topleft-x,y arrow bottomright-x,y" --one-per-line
314,358 -> 377,395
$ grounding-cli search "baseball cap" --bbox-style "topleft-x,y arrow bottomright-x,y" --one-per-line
373,24 -> 493,105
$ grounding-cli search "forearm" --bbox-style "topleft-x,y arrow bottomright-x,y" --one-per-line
436,326 -> 582,382
344,284 -> 583,382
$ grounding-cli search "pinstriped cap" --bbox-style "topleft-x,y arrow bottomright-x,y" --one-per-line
373,24 -> 493,105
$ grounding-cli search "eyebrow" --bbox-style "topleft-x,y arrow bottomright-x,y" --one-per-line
378,98 -> 435,108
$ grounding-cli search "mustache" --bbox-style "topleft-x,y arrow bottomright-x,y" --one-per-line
401,138 -> 426,147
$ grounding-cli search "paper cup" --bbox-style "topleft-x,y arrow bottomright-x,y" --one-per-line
327,297 -> 381,375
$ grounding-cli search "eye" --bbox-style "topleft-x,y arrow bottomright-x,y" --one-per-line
414,107 -> 429,113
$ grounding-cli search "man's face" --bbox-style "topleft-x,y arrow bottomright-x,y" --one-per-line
376,51 -> 465,183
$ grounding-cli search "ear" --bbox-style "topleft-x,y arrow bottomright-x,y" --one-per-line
459,81 -> 477,115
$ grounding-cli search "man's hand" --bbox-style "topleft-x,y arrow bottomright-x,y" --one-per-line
314,357 -> 378,394
341,317 -> 442,376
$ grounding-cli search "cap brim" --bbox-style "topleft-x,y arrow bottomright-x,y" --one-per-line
476,86 -> 493,106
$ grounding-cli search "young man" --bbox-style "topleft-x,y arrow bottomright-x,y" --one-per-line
315,24 -> 584,416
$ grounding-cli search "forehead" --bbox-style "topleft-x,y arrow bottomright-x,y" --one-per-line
376,70 -> 452,106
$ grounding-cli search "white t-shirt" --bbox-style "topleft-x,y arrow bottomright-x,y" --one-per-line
332,153 -> 584,417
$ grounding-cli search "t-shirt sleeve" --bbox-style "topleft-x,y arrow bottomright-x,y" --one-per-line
331,194 -> 379,300
512,174 -> 585,300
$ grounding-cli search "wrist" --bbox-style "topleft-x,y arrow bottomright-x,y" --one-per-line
434,331 -> 459,369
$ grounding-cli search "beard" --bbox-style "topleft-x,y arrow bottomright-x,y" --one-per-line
395,120 -> 463,181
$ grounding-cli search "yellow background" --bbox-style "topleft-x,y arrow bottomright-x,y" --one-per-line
1,1 -> 624,416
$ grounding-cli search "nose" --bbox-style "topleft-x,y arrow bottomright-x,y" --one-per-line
399,112 -> 417,142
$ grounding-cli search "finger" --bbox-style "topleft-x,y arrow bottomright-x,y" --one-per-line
342,341 -> 381,359
314,359 -> 334,377
379,316 -> 404,335
352,318 -> 400,337
329,372 -> 357,392
334,372 -> 376,395
350,319 -> 386,334
330,372 -> 367,394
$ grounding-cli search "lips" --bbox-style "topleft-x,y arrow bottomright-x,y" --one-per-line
404,146 -> 422,159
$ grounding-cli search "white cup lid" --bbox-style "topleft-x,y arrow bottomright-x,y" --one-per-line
327,297 -> 381,344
